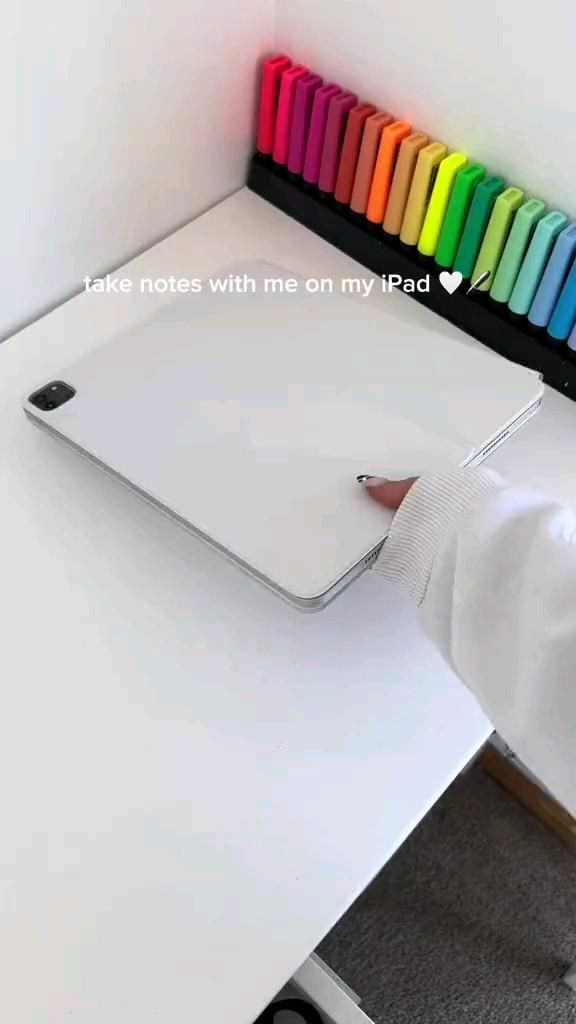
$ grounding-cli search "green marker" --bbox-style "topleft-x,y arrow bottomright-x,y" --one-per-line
471,186 -> 524,292
435,163 -> 485,268
490,198 -> 546,303
454,176 -> 506,279
508,211 -> 568,315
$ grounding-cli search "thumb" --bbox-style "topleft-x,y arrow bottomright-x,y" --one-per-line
357,476 -> 417,510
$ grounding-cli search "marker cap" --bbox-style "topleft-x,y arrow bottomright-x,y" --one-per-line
508,210 -> 567,315
334,103 -> 376,204
257,55 -> 292,155
454,176 -> 506,279
382,131 -> 429,236
365,120 -> 411,224
303,84 -> 342,184
548,254 -> 576,341
273,64 -> 309,165
471,186 -> 524,291
350,111 -> 394,214
568,317 -> 576,353
417,151 -> 468,256
529,223 -> 576,328
490,198 -> 546,304
435,163 -> 486,268
318,91 -> 358,194
399,142 -> 447,246
287,73 -> 323,175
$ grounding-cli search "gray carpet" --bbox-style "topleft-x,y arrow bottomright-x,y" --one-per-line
318,765 -> 576,1024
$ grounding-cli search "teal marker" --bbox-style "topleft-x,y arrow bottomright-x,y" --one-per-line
490,199 -> 545,303
435,163 -> 486,268
509,211 -> 568,315
453,176 -> 506,279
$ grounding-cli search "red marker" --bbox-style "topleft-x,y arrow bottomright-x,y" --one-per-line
257,55 -> 292,156
334,103 -> 376,205
272,64 -> 308,165
318,91 -> 358,194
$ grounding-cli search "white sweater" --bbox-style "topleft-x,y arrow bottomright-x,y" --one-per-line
373,469 -> 576,816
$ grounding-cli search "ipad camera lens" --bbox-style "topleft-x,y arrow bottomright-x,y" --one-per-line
29,381 -> 76,412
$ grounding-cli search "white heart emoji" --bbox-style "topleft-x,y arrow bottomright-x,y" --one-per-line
439,270 -> 463,295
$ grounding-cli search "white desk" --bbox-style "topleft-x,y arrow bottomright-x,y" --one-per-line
2,189 -> 573,1024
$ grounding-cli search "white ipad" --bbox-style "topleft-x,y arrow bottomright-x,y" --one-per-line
23,260 -> 542,610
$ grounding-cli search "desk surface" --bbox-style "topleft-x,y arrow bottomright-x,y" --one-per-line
4,188 -> 573,1024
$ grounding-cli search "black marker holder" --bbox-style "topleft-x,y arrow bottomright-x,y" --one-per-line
248,153 -> 576,403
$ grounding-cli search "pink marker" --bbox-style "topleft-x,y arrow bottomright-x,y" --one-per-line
318,91 -> 358,194
272,64 -> 308,165
287,72 -> 323,175
302,83 -> 342,185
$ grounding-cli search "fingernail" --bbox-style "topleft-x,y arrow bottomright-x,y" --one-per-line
356,475 -> 387,487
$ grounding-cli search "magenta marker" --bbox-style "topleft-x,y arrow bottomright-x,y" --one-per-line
318,91 -> 358,195
287,73 -> 323,175
302,83 -> 342,185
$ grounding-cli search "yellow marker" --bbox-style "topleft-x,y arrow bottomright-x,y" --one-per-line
417,152 -> 468,256
471,187 -> 525,291
400,142 -> 447,246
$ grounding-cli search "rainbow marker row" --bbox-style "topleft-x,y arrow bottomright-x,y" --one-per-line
256,54 -> 576,353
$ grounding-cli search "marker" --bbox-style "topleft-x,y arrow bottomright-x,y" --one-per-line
350,111 -> 393,214
318,91 -> 358,194
529,224 -> 576,328
382,131 -> 429,236
257,55 -> 292,155
471,186 -> 524,292
548,255 -> 576,341
454,176 -> 506,279
365,120 -> 411,224
303,84 -> 342,185
399,142 -> 446,247
417,152 -> 468,256
490,199 -> 546,304
272,64 -> 308,165
568,318 -> 576,353
287,73 -> 323,175
334,103 -> 376,204
508,211 -> 567,315
435,163 -> 485,268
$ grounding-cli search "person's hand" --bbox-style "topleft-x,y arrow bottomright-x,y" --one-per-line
356,476 -> 417,510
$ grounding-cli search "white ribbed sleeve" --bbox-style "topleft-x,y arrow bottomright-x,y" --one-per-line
372,469 -> 504,604
372,468 -> 576,816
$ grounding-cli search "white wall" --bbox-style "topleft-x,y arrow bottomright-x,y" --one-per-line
276,0 -> 576,217
9,0 -> 570,343
2,0 -> 273,339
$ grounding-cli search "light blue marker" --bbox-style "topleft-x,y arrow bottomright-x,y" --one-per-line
529,223 -> 576,327
568,318 -> 576,354
508,211 -> 567,315
548,254 -> 576,342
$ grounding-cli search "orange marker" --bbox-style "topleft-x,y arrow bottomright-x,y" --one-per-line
350,112 -> 393,215
383,131 -> 429,236
366,121 -> 411,224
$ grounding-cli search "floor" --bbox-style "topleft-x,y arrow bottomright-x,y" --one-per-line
318,765 -> 576,1024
